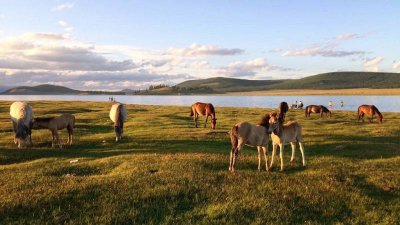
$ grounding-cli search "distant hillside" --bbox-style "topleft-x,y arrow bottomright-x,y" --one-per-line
1,84 -> 125,95
171,72 -> 400,94
2,84 -> 80,95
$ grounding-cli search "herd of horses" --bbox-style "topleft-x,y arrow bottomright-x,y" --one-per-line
8,101 -> 383,173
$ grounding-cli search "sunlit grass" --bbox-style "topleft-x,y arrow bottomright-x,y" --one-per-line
0,101 -> 399,224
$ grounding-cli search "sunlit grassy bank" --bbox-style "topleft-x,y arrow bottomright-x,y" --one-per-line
0,101 -> 399,224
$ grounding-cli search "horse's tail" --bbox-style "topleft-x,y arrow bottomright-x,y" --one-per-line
189,106 -> 194,117
230,125 -> 239,150
114,104 -> 122,127
72,115 -> 76,128
357,105 -> 362,120
117,105 -> 124,127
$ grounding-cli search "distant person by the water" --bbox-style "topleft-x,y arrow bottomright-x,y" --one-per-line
328,101 -> 333,109
298,101 -> 303,109
340,100 -> 344,108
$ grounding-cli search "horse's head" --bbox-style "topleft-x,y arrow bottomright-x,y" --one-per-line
211,118 -> 217,129
15,121 -> 29,148
114,125 -> 123,142
378,115 -> 383,123
268,113 -> 281,134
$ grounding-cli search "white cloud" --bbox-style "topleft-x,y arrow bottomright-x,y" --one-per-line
336,33 -> 363,40
363,56 -> 384,67
219,58 -> 292,77
363,56 -> 384,72
274,43 -> 366,58
166,43 -> 244,57
392,61 -> 400,72
52,3 -> 74,12
58,20 -> 73,33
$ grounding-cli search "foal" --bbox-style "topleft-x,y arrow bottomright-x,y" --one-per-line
268,113 -> 306,171
33,114 -> 75,148
229,114 -> 270,173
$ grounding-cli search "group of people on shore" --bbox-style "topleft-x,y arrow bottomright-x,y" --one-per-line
292,100 -> 344,110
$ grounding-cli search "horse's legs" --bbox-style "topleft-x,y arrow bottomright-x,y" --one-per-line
257,146 -> 262,171
279,144 -> 284,171
299,142 -> 306,166
290,142 -> 296,162
229,147 -> 236,172
262,146 -> 269,171
270,143 -> 277,169
51,130 -> 56,148
67,125 -> 73,145
194,113 -> 198,128
204,115 -> 208,128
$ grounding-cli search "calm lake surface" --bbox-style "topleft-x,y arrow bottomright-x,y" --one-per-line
0,95 -> 399,112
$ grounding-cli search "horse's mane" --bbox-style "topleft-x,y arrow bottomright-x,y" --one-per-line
208,103 -> 215,114
258,114 -> 270,128
34,117 -> 55,122
372,105 -> 382,118
320,105 -> 329,111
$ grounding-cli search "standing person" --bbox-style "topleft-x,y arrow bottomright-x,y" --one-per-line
329,101 -> 333,109
340,100 -> 344,108
295,100 -> 298,109
298,100 -> 303,109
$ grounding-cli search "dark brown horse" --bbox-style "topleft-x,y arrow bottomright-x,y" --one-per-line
190,102 -> 217,129
33,114 -> 75,148
305,105 -> 332,118
278,102 -> 289,121
358,105 -> 383,123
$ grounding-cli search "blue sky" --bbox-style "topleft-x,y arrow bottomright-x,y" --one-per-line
0,0 -> 399,90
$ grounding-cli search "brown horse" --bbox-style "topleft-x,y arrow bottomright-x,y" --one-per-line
33,114 -> 75,148
358,105 -> 383,123
305,105 -> 332,118
190,102 -> 217,129
278,101 -> 289,121
229,114 -> 270,173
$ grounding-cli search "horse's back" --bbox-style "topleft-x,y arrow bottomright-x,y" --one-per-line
10,101 -> 33,124
234,121 -> 268,146
110,103 -> 127,123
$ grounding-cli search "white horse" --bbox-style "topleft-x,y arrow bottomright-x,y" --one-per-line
268,113 -> 306,171
10,102 -> 34,148
110,103 -> 127,142
229,114 -> 270,173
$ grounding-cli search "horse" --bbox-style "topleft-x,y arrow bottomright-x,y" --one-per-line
33,114 -> 75,148
305,105 -> 332,118
278,102 -> 289,121
110,103 -> 127,142
229,114 -> 271,173
358,105 -> 383,123
10,101 -> 34,148
190,102 -> 217,129
268,113 -> 306,171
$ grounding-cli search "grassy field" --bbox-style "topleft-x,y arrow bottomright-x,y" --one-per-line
0,101 -> 399,224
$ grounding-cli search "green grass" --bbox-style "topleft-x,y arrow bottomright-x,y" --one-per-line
0,101 -> 399,224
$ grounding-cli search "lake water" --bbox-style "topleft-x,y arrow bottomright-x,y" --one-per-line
0,95 -> 399,112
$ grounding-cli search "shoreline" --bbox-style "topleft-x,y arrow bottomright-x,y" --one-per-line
220,88 -> 400,96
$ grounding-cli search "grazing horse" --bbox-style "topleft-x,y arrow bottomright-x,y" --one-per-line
358,105 -> 383,123
229,114 -> 271,173
10,101 -> 34,148
268,113 -> 306,171
33,114 -> 75,148
278,102 -> 289,121
190,102 -> 217,129
110,103 -> 127,142
305,105 -> 332,118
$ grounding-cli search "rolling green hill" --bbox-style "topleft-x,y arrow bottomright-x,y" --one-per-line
1,84 -> 125,95
172,72 -> 400,94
